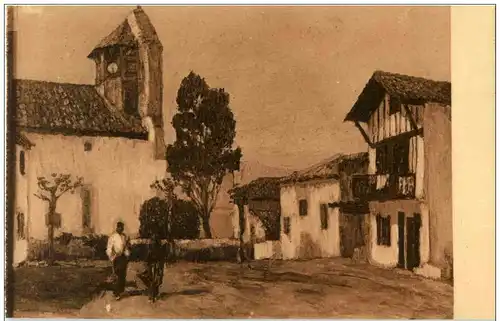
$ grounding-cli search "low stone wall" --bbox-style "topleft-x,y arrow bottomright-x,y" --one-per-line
23,237 -> 248,264
131,238 -> 242,262
254,241 -> 282,260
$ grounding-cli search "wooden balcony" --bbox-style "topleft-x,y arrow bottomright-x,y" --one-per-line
352,173 -> 416,201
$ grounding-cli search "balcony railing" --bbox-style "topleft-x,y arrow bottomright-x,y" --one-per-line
352,173 -> 416,201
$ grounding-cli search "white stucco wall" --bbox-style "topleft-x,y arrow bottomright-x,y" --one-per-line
368,211 -> 399,267
423,103 -> 452,269
240,204 -> 266,243
280,180 -> 340,260
368,200 -> 430,269
24,132 -> 167,240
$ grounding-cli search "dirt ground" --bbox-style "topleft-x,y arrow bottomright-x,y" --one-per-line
75,258 -> 453,319
13,262 -> 109,317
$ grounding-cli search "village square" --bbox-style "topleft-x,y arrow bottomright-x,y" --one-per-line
8,5 -> 452,319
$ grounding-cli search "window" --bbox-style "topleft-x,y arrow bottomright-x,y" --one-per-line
283,217 -> 291,235
19,151 -> 25,176
84,141 -> 92,152
375,139 -> 410,175
123,81 -> 139,116
320,204 -> 329,230
389,96 -> 401,115
299,199 -> 308,216
16,212 -> 25,240
393,140 -> 410,174
376,144 -> 389,174
81,187 -> 92,230
376,214 -> 391,246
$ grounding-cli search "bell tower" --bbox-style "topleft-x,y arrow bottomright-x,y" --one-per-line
87,6 -> 165,159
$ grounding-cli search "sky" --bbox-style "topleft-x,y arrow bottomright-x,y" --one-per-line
13,5 -> 450,170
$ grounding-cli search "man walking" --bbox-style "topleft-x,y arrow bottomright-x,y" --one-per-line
145,233 -> 166,303
106,221 -> 131,300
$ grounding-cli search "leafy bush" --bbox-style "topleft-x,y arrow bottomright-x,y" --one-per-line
27,237 -> 96,261
56,232 -> 73,246
28,233 -> 109,261
171,199 -> 200,239
139,197 -> 200,240
81,234 -> 109,260
139,197 -> 170,239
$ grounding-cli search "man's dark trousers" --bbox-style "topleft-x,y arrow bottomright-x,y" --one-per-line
113,255 -> 128,297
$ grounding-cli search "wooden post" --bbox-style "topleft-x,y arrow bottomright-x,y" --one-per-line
403,104 -> 421,135
354,121 -> 374,148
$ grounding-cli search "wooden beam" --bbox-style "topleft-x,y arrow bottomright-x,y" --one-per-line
354,121 -> 374,148
403,104 -> 421,135
373,128 -> 423,147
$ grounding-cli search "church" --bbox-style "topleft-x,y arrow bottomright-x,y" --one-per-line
13,7 -> 171,265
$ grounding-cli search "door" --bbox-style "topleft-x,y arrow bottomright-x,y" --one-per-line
406,213 -> 421,270
339,212 -> 365,258
397,212 -> 405,268
339,212 -> 354,258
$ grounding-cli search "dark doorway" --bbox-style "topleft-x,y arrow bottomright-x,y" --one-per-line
397,212 -> 405,268
339,212 -> 365,258
406,213 -> 421,270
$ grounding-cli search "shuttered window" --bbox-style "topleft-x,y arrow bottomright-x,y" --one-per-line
376,214 -> 391,246
320,204 -> 329,230
16,212 -> 25,240
81,187 -> 92,230
299,199 -> 308,216
283,217 -> 291,235
19,151 -> 25,176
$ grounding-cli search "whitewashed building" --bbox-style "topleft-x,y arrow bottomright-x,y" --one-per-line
344,70 -> 452,279
12,7 -> 167,264
279,153 -> 368,260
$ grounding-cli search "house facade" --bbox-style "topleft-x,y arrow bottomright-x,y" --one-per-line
230,177 -> 282,241
344,70 -> 452,278
230,177 -> 282,259
279,153 -> 368,260
13,7 -> 168,263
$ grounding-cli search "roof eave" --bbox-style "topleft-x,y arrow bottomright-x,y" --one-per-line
280,174 -> 340,186
15,133 -> 35,150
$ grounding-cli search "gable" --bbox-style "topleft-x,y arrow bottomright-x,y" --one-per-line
345,71 -> 451,123
87,20 -> 137,59
87,6 -> 162,59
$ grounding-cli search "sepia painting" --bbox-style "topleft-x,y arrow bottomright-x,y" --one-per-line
5,5 -> 454,319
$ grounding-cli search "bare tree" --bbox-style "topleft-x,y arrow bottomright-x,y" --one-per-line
34,173 -> 83,264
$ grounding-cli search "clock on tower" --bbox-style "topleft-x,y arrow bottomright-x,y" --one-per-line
107,62 -> 119,75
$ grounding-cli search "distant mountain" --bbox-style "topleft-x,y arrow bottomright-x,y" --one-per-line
237,159 -> 293,185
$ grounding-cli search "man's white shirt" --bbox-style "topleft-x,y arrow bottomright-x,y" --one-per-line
106,232 -> 131,261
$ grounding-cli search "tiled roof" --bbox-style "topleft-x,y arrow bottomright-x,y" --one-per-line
15,79 -> 147,138
281,152 -> 368,184
230,177 -> 284,201
87,7 -> 161,59
87,20 -> 136,58
345,70 -> 451,122
15,132 -> 34,149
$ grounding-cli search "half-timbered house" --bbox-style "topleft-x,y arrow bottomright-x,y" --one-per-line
344,70 -> 452,279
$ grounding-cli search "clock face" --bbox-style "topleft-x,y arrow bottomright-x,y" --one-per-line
107,62 -> 119,74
